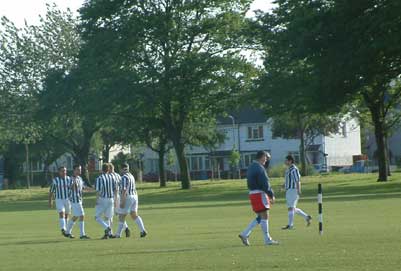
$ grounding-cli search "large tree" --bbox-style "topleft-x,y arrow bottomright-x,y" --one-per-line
256,0 -> 401,181
79,0 -> 257,189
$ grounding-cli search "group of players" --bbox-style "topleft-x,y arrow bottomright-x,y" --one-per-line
48,162 -> 147,240
238,151 -> 312,246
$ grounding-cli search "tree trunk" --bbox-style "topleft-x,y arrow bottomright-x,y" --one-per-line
173,139 -> 191,189
102,144 -> 111,163
159,148 -> 166,187
371,107 -> 389,181
299,128 -> 307,176
25,143 -> 30,189
73,139 -> 91,186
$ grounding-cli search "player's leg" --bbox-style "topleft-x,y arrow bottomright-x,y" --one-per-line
130,196 -> 147,237
239,215 -> 261,241
115,214 -> 127,238
295,207 -> 312,226
283,190 -> 296,229
95,199 -> 110,238
104,200 -> 116,238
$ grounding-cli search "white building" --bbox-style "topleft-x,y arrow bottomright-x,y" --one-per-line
142,108 -> 362,179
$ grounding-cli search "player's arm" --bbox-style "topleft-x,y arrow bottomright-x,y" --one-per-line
259,168 -> 275,203
119,178 -> 127,208
294,169 -> 301,195
48,183 -> 55,208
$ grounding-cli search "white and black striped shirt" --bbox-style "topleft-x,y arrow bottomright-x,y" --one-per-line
95,173 -> 117,199
50,176 -> 72,199
120,173 -> 136,196
285,164 -> 301,190
109,172 -> 122,195
69,176 -> 85,203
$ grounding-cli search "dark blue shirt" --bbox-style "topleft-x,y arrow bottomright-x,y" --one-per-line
247,161 -> 274,198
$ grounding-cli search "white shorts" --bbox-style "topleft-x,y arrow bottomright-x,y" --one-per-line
115,195 -> 120,215
95,198 -> 114,219
286,189 -> 299,208
117,195 -> 138,215
55,199 -> 71,214
71,202 -> 85,217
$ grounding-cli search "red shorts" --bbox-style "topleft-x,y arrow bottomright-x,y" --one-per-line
249,192 -> 270,213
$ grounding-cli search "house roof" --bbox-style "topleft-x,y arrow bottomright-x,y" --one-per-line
217,107 -> 268,125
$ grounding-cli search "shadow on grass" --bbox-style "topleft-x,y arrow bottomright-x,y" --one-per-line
0,239 -> 66,246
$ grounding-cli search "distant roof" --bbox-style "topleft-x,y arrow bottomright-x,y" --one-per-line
217,107 -> 268,125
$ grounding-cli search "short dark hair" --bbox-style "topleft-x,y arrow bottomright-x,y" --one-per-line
73,164 -> 81,170
58,166 -> 66,171
256,150 -> 268,160
286,155 -> 295,163
121,163 -> 129,170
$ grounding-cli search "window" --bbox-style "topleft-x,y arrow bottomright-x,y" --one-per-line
205,157 -> 211,170
247,126 -> 264,140
340,122 -> 347,137
243,153 -> 257,168
288,151 -> 300,164
190,156 -> 203,171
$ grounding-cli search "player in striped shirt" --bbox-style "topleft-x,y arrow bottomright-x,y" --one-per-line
282,155 -> 312,230
95,163 -> 118,239
48,166 -> 72,237
108,163 -> 131,237
65,165 -> 90,239
115,163 -> 147,238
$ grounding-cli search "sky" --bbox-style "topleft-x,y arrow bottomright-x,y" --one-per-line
0,0 -> 275,27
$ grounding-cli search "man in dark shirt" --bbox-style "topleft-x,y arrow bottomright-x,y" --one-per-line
238,150 -> 279,246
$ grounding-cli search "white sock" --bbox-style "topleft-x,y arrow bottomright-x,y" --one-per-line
260,219 -> 271,243
79,221 -> 85,237
108,219 -> 114,234
95,217 -> 109,230
124,221 -> 129,230
241,218 -> 259,237
135,216 -> 145,232
116,222 -> 125,237
288,209 -> 295,226
295,208 -> 308,219
66,220 -> 75,234
59,218 -> 66,230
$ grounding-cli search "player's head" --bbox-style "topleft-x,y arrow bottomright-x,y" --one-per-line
121,162 -> 129,174
73,164 -> 81,176
256,150 -> 270,166
285,155 -> 295,166
58,166 -> 67,178
102,163 -> 109,173
108,163 -> 115,173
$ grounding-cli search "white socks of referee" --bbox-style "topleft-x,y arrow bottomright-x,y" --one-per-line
116,221 -> 125,237
79,221 -> 86,237
66,220 -> 75,234
260,219 -> 271,243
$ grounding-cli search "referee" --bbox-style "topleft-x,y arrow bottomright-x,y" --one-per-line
282,155 -> 312,229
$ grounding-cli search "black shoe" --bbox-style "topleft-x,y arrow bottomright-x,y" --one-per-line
108,234 -> 116,239
61,229 -> 67,237
67,234 -> 75,239
125,228 -> 131,238
80,235 -> 90,240
101,234 -> 109,240
306,215 -> 312,226
140,231 -> 147,238
281,225 -> 294,230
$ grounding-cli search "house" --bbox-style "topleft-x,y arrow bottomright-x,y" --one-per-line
142,108 -> 362,179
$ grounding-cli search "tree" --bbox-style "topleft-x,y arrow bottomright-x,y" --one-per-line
271,113 -> 342,175
79,0 -> 257,189
256,0 -> 401,181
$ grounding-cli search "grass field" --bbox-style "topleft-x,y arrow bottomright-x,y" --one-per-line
0,173 -> 400,271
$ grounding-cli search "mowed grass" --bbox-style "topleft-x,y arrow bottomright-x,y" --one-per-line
0,173 -> 401,271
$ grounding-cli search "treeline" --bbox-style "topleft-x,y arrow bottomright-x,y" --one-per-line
1,1 -> 400,188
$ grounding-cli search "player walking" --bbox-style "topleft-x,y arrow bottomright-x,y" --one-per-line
115,163 -> 147,238
239,151 -> 279,246
95,164 -> 117,239
282,155 -> 312,229
65,165 -> 90,239
48,166 -> 72,238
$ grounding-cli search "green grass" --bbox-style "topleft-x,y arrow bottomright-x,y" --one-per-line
0,173 -> 400,271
